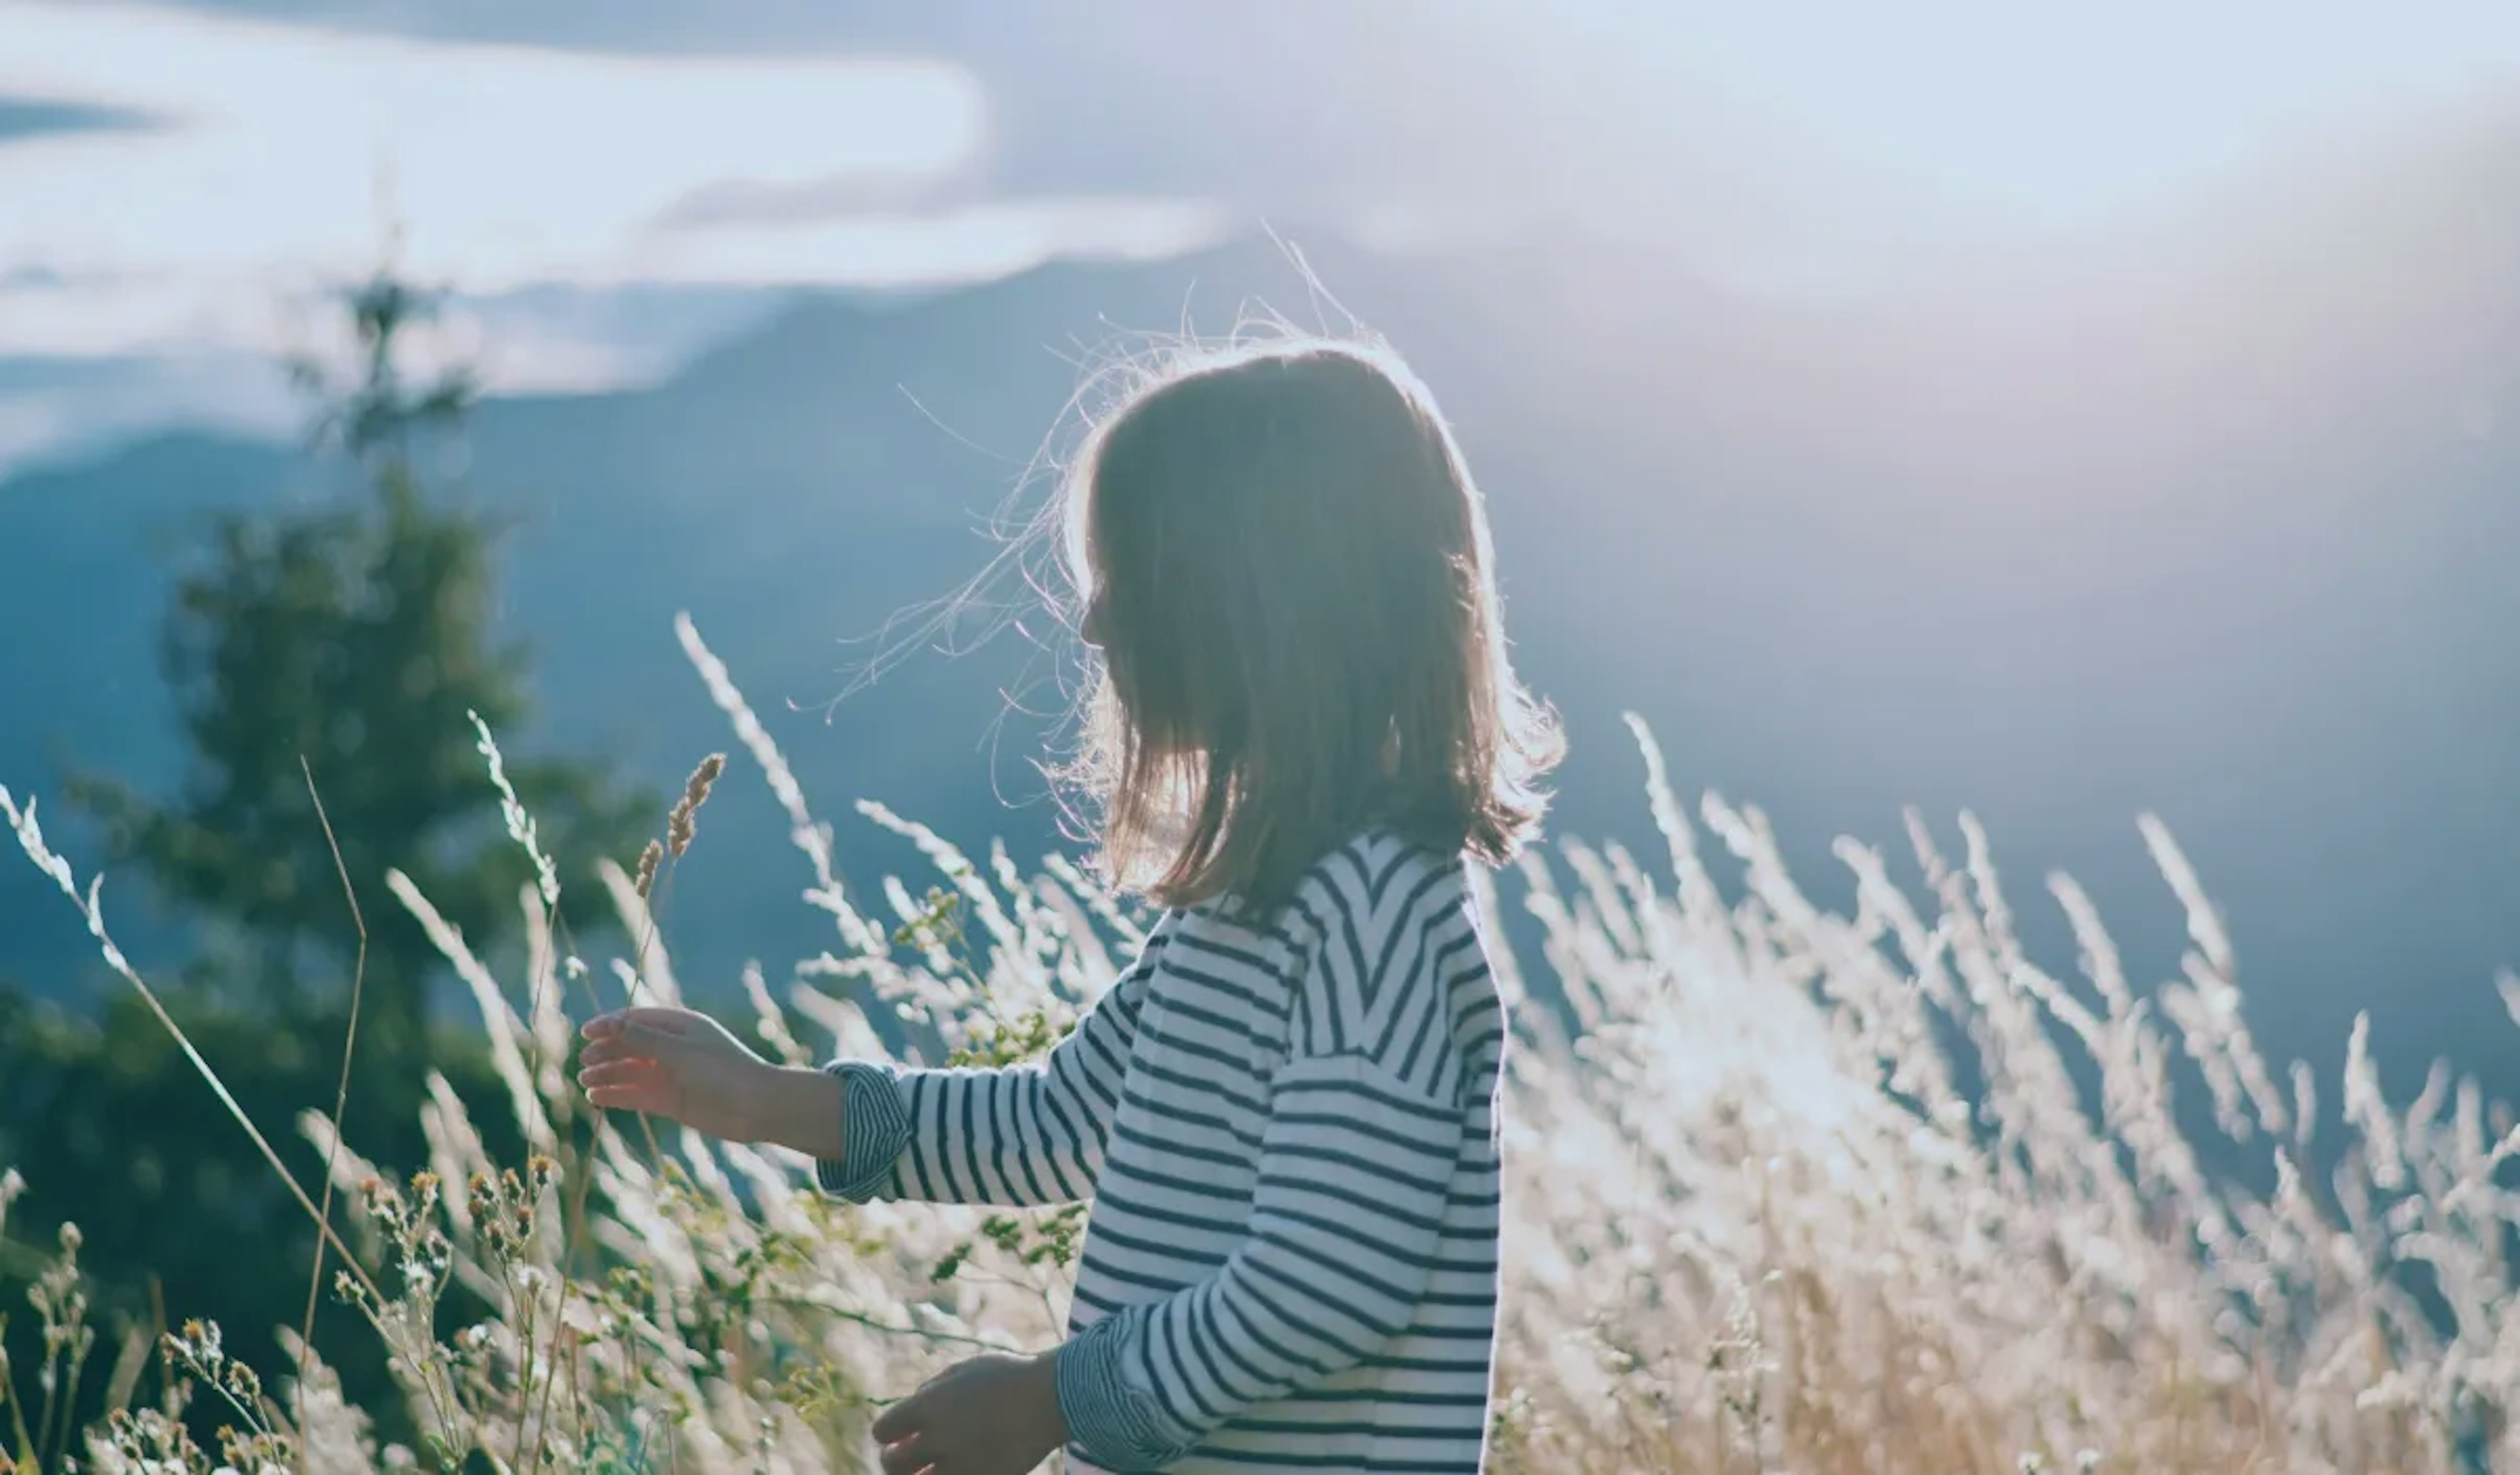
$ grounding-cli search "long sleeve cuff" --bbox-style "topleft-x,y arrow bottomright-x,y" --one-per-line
812,1061 -> 911,1202
1054,1313 -> 1194,1473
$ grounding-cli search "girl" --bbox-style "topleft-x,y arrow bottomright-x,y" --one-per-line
576,334 -> 1559,1474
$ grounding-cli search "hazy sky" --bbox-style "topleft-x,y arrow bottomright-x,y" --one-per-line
6,0 -> 2520,464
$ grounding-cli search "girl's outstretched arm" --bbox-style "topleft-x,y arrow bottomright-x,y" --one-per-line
578,917 -> 1174,1208
810,914 -> 1177,1207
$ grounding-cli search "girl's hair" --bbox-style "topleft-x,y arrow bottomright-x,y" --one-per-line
1056,333 -> 1561,914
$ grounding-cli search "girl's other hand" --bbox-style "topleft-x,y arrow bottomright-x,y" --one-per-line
576,1006 -> 779,1143
872,1352 -> 1067,1474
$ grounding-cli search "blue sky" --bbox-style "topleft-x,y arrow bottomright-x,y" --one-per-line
7,0 -> 2520,468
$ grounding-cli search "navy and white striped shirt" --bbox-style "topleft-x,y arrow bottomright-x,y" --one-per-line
818,831 -> 1505,1472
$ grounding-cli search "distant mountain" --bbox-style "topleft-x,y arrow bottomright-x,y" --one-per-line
8,217 -> 2520,1108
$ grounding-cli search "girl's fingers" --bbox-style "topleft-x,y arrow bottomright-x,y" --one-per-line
579,1007 -> 692,1041
875,1431 -> 929,1475
579,1033 -> 677,1067
580,1024 -> 685,1065
585,1082 -> 669,1113
621,1021 -> 689,1058
870,1396 -> 915,1444
576,1037 -> 642,1067
576,1060 -> 656,1090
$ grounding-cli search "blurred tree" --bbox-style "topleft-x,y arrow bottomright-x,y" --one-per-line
68,267 -> 652,1065
1,262 -> 656,1452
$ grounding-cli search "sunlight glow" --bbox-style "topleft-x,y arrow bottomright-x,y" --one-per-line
1490,0 -> 2520,235
9,0 -> 2520,465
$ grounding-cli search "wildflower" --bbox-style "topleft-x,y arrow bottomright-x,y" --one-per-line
666,753 -> 725,858
173,1318 -> 223,1369
221,1357 -> 262,1405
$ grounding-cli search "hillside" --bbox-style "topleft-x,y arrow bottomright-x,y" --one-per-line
7,219 -> 2520,1104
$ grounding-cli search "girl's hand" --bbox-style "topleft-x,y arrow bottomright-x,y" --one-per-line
576,1006 -> 787,1144
873,1352 -> 1068,1474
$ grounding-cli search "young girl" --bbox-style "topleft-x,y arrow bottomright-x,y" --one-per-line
576,335 -> 1559,1474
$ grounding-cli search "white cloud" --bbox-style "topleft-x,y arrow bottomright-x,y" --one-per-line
10,0 -> 2520,473
0,0 -> 1221,368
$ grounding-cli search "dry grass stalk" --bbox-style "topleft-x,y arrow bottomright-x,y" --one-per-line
7,630 -> 2517,1472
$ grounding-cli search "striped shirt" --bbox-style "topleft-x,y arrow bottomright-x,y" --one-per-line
816,831 -> 1505,1472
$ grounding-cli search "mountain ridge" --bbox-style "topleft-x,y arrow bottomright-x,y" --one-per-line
7,227 -> 2519,1109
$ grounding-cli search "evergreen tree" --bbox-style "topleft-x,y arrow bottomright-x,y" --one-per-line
1,263 -> 654,1446
69,267 -> 649,1063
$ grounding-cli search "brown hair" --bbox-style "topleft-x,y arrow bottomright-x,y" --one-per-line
1056,334 -> 1560,914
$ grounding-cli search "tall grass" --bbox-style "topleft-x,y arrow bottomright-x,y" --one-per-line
5,618 -> 2517,1472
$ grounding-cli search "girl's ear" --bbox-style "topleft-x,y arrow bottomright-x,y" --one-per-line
1080,590 -> 1110,652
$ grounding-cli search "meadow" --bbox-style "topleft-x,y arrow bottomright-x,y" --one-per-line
4,611 -> 2514,1474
